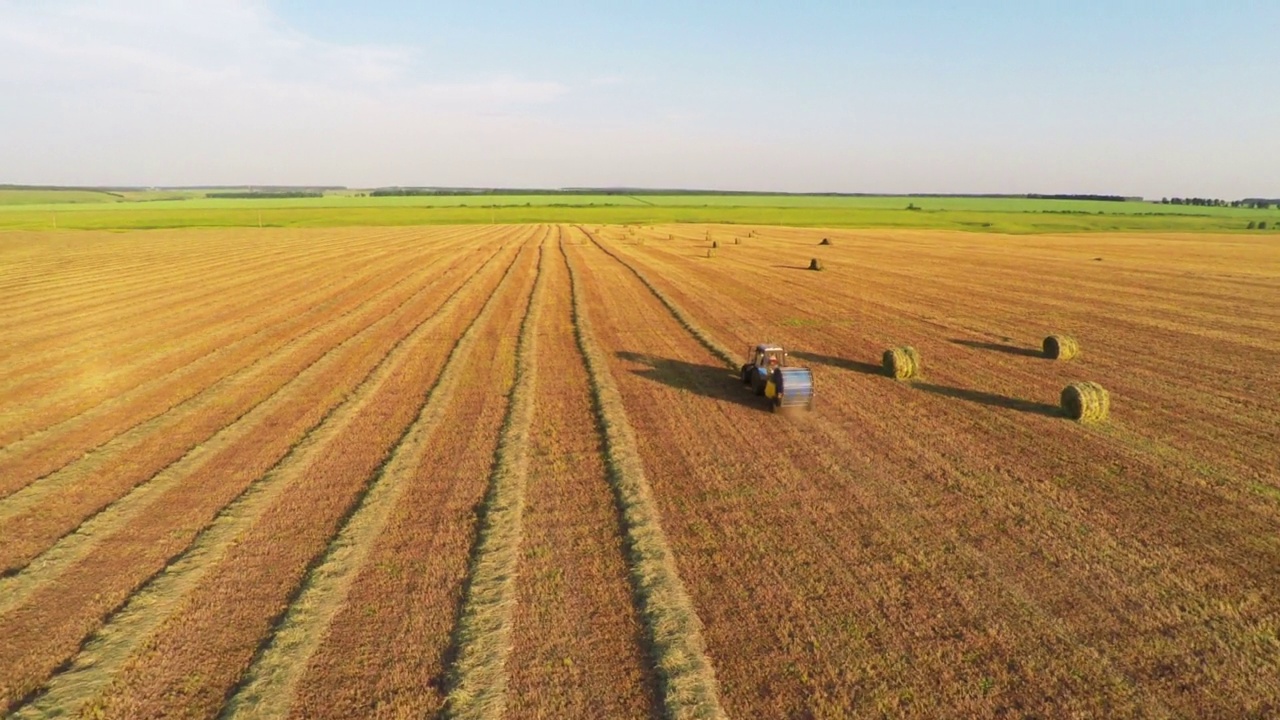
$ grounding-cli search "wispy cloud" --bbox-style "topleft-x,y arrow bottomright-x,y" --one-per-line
0,0 -> 577,185
0,0 -> 566,107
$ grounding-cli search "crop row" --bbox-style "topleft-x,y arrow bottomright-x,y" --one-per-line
0,235 -> 522,713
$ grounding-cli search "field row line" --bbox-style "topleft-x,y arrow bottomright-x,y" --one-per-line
0,239 -> 465,502
0,243 -> 490,589
0,227 -> 487,416
578,226 -> 738,370
0,228 -> 408,362
222,232 -> 546,718
441,236 -> 548,718
0,225 -> 449,326
0,240 -> 522,714
560,231 -> 726,720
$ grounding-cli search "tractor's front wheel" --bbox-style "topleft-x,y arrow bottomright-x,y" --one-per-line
751,372 -> 765,396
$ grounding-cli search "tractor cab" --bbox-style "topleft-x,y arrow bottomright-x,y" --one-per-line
751,344 -> 787,369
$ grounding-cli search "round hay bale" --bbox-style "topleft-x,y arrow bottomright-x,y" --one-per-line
1061,381 -> 1109,422
706,248 -> 715,258
734,237 -> 741,245
903,346 -> 922,370
712,240 -> 719,248
808,258 -> 823,271
882,346 -> 920,379
819,237 -> 832,246
1043,334 -> 1080,360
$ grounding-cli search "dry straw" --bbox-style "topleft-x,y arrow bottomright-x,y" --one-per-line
580,226 -> 737,367
445,242 -> 548,719
1061,381 -> 1110,423
808,258 -> 823,271
883,346 -> 921,380
561,235 -> 726,720
1043,334 -> 1080,360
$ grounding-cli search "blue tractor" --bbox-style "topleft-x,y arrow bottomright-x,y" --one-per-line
740,343 -> 814,414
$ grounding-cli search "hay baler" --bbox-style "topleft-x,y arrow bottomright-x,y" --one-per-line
740,343 -> 814,413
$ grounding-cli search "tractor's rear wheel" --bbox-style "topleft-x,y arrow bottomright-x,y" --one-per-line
751,373 -> 765,396
741,365 -> 752,385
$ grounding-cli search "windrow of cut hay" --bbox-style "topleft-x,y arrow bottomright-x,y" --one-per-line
0,243 -> 526,718
82,242 -> 536,719
1044,334 -> 1080,360
221,239 -> 545,720
0,231 -> 415,452
883,346 -> 921,380
283,238 -> 539,718
503,229 -> 656,715
0,239 -> 422,491
0,244 -> 480,577
1061,381 -> 1110,423
0,232 -> 355,401
0,245 -> 486,616
0,227 -> 497,493
443,240 -> 548,719
561,236 -> 726,720
578,226 -> 738,370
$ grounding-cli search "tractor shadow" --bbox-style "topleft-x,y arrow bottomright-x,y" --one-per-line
616,351 -> 771,412
790,351 -> 883,376
913,382 -> 1062,417
950,339 -> 1044,359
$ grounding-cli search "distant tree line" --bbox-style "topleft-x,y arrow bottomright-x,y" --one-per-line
206,191 -> 324,199
1238,198 -> 1278,209
1026,194 -> 1130,202
1160,197 -> 1275,209
369,188 -> 449,197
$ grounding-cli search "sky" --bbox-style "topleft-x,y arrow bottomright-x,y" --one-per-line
1,0 -> 1277,197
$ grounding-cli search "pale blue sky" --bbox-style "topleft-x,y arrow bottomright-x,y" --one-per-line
1,1 -> 1276,197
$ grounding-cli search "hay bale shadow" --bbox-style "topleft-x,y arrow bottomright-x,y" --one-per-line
949,339 -> 1044,358
790,351 -> 882,376
615,351 -> 770,413
914,382 -> 1062,417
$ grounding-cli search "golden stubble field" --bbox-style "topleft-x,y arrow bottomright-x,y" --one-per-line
0,224 -> 1277,719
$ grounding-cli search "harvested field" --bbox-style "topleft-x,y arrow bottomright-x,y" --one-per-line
1,224 -> 1277,718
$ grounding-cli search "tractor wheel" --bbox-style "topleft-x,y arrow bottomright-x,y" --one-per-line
741,365 -> 752,385
752,372 -> 765,396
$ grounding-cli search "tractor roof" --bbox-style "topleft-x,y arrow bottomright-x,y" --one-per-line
755,343 -> 785,352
